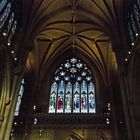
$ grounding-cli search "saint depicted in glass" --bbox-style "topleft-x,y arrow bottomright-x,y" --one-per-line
57,80 -> 65,113
48,57 -> 96,113
65,82 -> 72,113
73,82 -> 80,113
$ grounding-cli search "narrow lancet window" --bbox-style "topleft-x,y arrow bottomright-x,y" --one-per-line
14,79 -> 24,116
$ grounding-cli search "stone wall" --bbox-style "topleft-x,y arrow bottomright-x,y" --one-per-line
11,128 -> 112,140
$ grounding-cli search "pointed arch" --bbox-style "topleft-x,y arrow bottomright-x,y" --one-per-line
48,57 -> 96,114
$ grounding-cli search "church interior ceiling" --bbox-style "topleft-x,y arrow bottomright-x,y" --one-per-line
23,0 -> 124,86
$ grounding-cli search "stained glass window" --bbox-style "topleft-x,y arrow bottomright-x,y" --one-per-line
128,0 -> 140,45
49,82 -> 57,113
14,79 -> 24,116
48,57 -> 96,113
0,0 -> 18,46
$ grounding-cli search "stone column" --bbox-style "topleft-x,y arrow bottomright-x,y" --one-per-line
110,26 -> 135,139
109,86 -> 119,140
115,55 -> 135,140
0,47 -> 29,140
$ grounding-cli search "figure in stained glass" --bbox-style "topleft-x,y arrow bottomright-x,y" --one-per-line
49,92 -> 56,110
58,96 -> 63,109
74,93 -> 80,110
81,93 -> 87,110
65,93 -> 71,109
89,92 -> 94,109
48,57 -> 96,114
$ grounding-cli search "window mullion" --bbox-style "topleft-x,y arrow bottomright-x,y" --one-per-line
87,81 -> 89,113
63,81 -> 66,113
55,82 -> 59,113
80,81 -> 81,113
72,82 -> 73,113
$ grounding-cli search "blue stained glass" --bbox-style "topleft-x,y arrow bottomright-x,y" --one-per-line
64,62 -> 71,68
11,20 -> 17,34
65,82 -> 72,113
14,79 -> 24,116
60,71 -> 65,76
81,80 -> 87,92
88,92 -> 95,113
86,76 -> 91,81
81,80 -> 88,113
88,82 -> 95,93
64,76 -> 69,81
70,67 -> 77,73
73,82 -> 80,113
76,63 -> 83,68
48,57 -> 96,114
73,82 -> 80,93
128,23 -> 134,42
128,0 -> 140,45
7,13 -> 14,34
51,82 -> 57,93
55,76 -> 59,81
70,58 -> 77,63
88,82 -> 96,113
0,0 -> 7,11
58,80 -> 65,92
77,76 -> 82,81
0,1 -> 18,46
82,71 -> 86,76
134,5 -> 140,28
131,15 -> 137,33
73,92 -> 80,113
66,82 -> 72,93
0,3 -> 11,29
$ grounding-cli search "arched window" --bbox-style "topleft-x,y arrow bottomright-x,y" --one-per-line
14,79 -> 24,116
48,57 -> 96,113
0,0 -> 18,44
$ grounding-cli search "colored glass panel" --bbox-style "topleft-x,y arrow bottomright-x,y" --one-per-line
14,79 -> 24,116
65,82 -> 72,113
73,82 -> 80,113
48,57 -> 96,114
57,80 -> 65,113
88,82 -> 96,113
81,80 -> 88,113
49,82 -> 57,113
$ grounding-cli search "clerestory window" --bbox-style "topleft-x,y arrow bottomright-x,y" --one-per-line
48,57 -> 96,114
14,79 -> 24,116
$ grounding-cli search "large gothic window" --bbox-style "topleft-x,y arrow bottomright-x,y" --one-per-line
48,57 -> 96,114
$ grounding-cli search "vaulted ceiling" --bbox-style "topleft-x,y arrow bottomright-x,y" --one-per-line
23,0 -> 128,86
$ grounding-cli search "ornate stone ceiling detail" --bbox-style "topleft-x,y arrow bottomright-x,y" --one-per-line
23,0 -> 128,85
